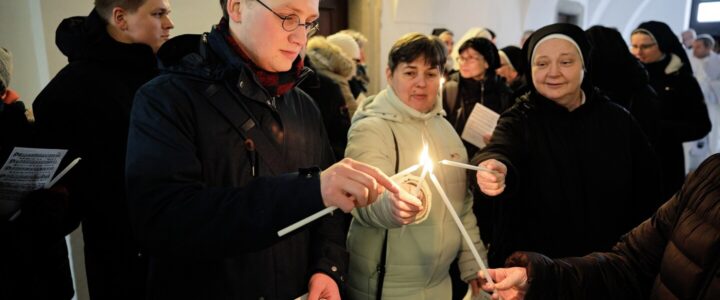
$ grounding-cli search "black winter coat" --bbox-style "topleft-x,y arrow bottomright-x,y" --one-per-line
443,73 -> 515,254
644,54 -> 711,200
125,28 -> 347,300
1,99 -> 74,299
32,9 -> 157,298
471,89 -> 663,268
507,153 -> 720,299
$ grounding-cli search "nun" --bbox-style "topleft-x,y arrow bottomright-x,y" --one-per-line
630,21 -> 711,199
471,23 -> 663,268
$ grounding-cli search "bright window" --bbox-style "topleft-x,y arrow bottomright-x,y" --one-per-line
697,2 -> 720,22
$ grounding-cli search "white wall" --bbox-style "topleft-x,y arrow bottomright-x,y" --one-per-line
375,0 -> 691,89
0,0 -> 49,108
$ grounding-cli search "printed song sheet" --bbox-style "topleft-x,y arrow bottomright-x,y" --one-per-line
0,147 -> 67,218
461,103 -> 500,148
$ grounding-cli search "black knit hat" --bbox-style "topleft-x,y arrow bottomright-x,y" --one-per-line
459,37 -> 500,76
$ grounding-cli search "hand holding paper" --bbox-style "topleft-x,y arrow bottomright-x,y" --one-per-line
461,103 -> 500,148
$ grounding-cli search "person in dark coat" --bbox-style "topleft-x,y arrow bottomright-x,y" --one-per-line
472,23 -> 663,268
298,57 -> 351,162
586,25 -> 661,146
443,37 -> 515,157
441,36 -> 514,299
125,0 -> 412,299
497,45 -> 527,95
0,47 -> 75,300
31,0 -> 174,298
479,153 -> 720,300
630,21 -> 711,200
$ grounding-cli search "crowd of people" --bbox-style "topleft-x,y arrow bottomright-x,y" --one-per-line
1,0 -> 719,299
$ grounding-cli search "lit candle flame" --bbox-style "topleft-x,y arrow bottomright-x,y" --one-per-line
419,144 -> 433,172
412,144 -> 432,198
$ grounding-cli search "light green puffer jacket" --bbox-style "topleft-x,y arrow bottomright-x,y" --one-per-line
345,87 -> 487,300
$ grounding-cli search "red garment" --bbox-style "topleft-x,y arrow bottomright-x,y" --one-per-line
1,88 -> 20,104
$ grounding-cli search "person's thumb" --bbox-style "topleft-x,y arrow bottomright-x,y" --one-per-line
493,277 -> 516,290
307,282 -> 321,300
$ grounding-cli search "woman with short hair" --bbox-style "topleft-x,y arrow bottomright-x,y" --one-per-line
345,33 -> 487,300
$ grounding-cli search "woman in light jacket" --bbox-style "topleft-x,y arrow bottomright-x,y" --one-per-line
345,33 -> 487,300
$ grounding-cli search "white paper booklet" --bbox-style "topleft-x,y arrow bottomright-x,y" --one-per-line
461,103 -> 500,148
0,147 -> 67,218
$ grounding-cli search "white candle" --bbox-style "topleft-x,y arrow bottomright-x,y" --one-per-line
278,163 -> 422,237
393,163 -> 421,179
428,172 -> 494,285
45,157 -> 81,188
439,159 -> 498,174
411,145 -> 431,196
278,206 -> 337,237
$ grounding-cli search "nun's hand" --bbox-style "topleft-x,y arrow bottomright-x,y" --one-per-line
476,159 -> 506,196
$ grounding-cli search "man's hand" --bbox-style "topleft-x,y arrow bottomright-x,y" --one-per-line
476,159 -> 507,196
307,272 -> 340,300
320,158 -> 400,212
479,267 -> 528,300
15,186 -> 71,237
389,182 -> 425,225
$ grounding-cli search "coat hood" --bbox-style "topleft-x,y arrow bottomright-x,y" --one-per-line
55,9 -> 155,65
306,36 -> 356,80
352,87 -> 445,124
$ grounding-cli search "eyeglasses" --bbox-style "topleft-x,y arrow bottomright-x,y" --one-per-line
256,0 -> 319,37
631,43 -> 657,51
456,55 -> 483,64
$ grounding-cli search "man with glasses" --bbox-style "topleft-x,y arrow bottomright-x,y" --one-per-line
125,0 -> 415,299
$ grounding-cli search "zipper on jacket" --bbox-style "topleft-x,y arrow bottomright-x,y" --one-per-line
267,96 -> 277,110
480,80 -> 485,104
244,139 -> 259,177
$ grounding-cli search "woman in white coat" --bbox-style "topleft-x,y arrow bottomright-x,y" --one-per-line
345,33 -> 487,300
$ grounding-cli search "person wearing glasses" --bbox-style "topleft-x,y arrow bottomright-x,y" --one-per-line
630,21 -> 711,200
443,37 -> 514,156
125,0 -> 416,299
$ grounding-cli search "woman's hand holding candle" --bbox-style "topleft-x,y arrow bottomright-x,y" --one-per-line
475,159 -> 507,196
390,182 -> 425,225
